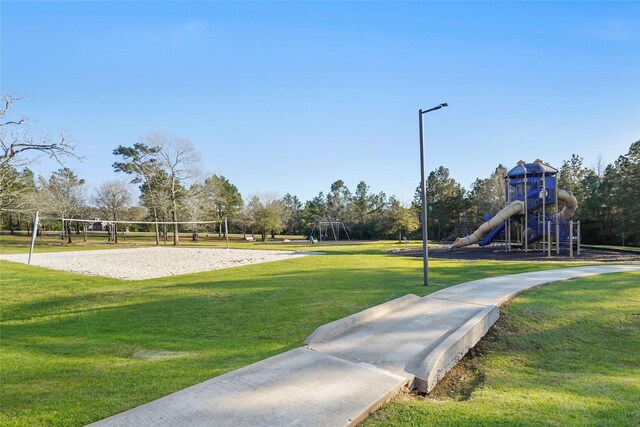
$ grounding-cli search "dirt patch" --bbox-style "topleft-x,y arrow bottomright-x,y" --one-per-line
422,356 -> 486,400
389,245 -> 640,263
409,310 -> 514,402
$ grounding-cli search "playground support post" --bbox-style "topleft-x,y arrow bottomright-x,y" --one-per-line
519,220 -> 523,245
569,221 -> 574,258
309,222 -> 316,242
547,221 -> 552,258
553,186 -> 560,254
341,222 -> 351,241
542,170 -> 546,252
28,210 -> 39,265
504,219 -> 508,252
329,221 -> 338,242
524,168 -> 528,252
506,177 -> 511,252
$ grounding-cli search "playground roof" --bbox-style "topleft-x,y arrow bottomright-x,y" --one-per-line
505,161 -> 558,178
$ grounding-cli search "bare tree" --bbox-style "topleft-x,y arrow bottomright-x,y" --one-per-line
1,94 -> 80,214
0,94 -> 78,169
93,181 -> 132,243
183,183 -> 211,241
37,168 -> 86,243
141,171 -> 175,244
148,132 -> 201,246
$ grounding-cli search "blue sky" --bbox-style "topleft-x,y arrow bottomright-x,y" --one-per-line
2,1 -> 639,202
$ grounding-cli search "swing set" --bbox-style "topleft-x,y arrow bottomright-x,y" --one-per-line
309,220 -> 350,243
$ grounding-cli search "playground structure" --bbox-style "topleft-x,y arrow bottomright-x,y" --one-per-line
309,220 -> 350,243
453,159 -> 581,257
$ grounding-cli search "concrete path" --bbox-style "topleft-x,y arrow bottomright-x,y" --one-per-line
90,265 -> 639,427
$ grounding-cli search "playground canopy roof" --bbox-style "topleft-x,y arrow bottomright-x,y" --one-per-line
505,161 -> 558,179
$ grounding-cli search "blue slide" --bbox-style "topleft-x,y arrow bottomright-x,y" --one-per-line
478,222 -> 505,247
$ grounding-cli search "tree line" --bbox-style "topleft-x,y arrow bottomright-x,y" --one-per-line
409,146 -> 639,246
1,94 -> 638,245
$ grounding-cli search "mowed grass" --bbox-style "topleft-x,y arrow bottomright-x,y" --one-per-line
0,232 -> 296,254
365,271 -> 640,427
0,238 -> 631,426
582,244 -> 640,253
0,232 -> 424,254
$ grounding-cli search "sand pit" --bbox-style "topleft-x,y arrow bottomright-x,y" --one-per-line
0,247 -> 318,280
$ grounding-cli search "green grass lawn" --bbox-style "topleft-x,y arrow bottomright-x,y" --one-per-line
0,232 -> 424,254
0,239 -> 635,426
582,244 -> 640,253
0,232 -> 288,254
364,271 -> 640,427
0,231 -> 446,256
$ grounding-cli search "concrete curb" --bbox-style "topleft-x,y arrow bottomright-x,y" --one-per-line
88,348 -> 409,427
87,266 -> 640,427
304,294 -> 421,345
345,375 -> 407,427
409,265 -> 640,393
411,304 -> 500,392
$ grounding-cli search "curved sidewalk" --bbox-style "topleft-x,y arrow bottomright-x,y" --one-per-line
90,265 -> 639,427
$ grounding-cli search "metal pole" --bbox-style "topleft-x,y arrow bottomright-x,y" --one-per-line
569,221 -> 574,258
417,103 -> 447,285
309,222 -> 317,242
506,177 -> 511,252
28,210 -> 39,265
554,175 -> 559,254
577,220 -> 581,256
225,218 -> 229,249
504,178 -> 508,252
342,223 -> 351,241
542,170 -> 546,252
329,221 -> 338,242
519,221 -> 522,245
419,109 -> 429,285
547,220 -> 552,257
524,168 -> 528,252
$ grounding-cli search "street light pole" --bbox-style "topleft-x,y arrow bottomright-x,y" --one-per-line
419,103 -> 448,286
